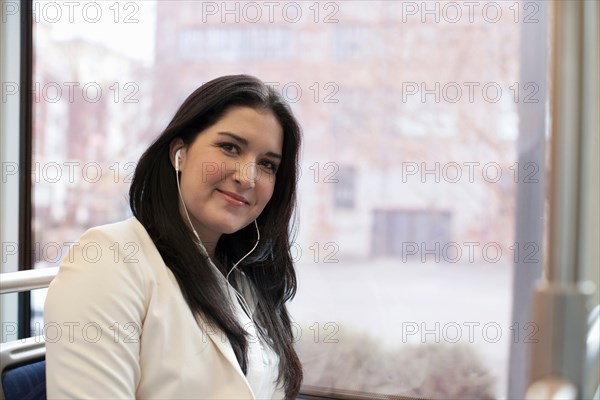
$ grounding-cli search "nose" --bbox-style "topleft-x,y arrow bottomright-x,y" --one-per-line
234,161 -> 257,189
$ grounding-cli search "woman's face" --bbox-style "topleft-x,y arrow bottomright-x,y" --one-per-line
171,106 -> 283,249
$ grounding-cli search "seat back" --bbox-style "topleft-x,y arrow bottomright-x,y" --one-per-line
1,360 -> 46,400
0,268 -> 57,400
0,336 -> 46,400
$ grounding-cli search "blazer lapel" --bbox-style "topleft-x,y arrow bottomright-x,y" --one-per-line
131,218 -> 255,398
204,319 -> 255,398
199,254 -> 255,397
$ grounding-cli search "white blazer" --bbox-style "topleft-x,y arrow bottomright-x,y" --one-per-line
44,217 -> 284,399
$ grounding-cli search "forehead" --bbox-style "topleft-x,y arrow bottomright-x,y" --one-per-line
206,106 -> 283,148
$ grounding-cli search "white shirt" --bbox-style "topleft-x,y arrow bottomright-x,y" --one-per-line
228,285 -> 280,399
202,241 -> 282,399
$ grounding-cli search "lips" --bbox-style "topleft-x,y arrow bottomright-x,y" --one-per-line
216,189 -> 250,206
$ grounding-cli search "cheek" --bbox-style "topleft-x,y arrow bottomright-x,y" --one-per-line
256,178 -> 276,205
196,160 -> 226,184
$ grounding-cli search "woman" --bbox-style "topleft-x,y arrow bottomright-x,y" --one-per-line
45,75 -> 303,399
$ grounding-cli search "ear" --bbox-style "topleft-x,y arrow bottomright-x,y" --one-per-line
169,138 -> 185,171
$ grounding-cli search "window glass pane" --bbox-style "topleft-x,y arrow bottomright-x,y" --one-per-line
32,1 -> 550,398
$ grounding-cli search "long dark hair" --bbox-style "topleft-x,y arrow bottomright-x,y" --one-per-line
129,75 -> 302,398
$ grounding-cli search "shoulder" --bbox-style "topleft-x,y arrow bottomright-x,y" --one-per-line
50,218 -> 164,302
80,217 -> 151,245
77,217 -> 161,262
45,218 -> 159,330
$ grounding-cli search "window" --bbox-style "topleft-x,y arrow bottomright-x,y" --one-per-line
23,1 -> 560,398
371,210 -> 452,258
333,25 -> 383,60
333,167 -> 355,209
178,27 -> 294,61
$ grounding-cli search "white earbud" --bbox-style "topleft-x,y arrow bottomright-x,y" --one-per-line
227,220 -> 260,281
175,149 -> 182,171
226,220 -> 260,319
174,147 -> 204,251
173,145 -> 260,319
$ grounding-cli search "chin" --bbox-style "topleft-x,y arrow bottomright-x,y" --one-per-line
216,221 -> 249,235
220,226 -> 242,235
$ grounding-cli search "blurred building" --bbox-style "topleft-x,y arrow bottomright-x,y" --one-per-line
33,22 -> 149,263
151,1 -> 520,262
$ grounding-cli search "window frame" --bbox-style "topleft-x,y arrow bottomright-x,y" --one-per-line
12,0 -> 599,398
17,0 -> 34,340
0,0 -> 33,341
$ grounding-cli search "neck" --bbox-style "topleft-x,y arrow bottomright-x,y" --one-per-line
195,229 -> 220,259
178,205 -> 220,257
201,240 -> 217,258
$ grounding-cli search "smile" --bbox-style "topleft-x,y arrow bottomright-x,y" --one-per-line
216,189 -> 250,207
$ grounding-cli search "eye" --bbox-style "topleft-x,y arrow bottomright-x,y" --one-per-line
218,142 -> 239,155
260,159 -> 278,173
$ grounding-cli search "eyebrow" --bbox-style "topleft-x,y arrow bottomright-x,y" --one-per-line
217,131 -> 282,159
